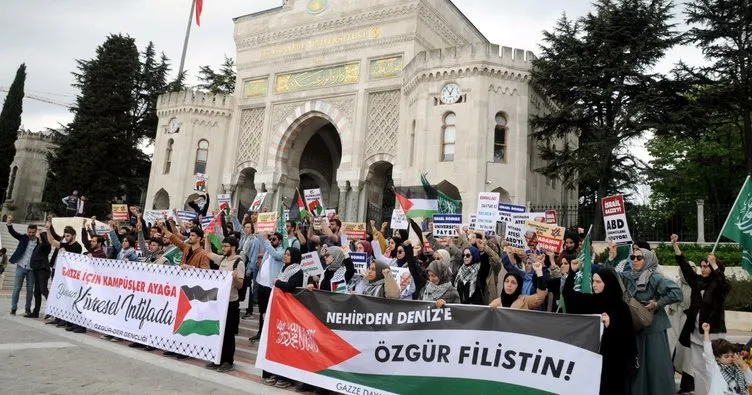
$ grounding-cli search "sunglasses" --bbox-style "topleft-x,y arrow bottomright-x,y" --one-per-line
629,255 -> 644,261
397,249 -> 405,253
464,253 -> 472,258
269,238 -> 278,242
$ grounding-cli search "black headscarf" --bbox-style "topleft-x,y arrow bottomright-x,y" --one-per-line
396,243 -> 415,268
285,247 -> 302,266
591,268 -> 626,314
389,237 -> 403,258
500,272 -> 523,307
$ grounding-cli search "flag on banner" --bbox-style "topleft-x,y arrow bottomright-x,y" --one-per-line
718,175 -> 752,274
288,189 -> 307,224
394,191 -> 414,212
278,205 -> 289,249
174,285 -> 220,336
201,216 -> 214,231
195,0 -> 203,26
574,226 -> 593,294
421,174 -> 460,214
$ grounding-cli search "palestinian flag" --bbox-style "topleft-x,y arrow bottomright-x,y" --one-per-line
289,189 -> 307,224
394,191 -> 414,212
405,199 -> 438,219
174,285 -> 221,336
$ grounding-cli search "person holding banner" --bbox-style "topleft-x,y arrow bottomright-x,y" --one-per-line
489,256 -> 548,310
561,263 -> 637,395
672,234 -> 731,395
419,260 -> 460,308
606,242 -> 683,395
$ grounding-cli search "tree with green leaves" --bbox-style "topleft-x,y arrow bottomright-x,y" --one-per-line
197,56 -> 236,95
678,0 -> 752,173
530,0 -> 680,237
43,35 -> 174,217
0,63 -> 26,199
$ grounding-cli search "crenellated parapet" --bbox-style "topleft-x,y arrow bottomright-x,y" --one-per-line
156,90 -> 235,118
402,43 -> 535,94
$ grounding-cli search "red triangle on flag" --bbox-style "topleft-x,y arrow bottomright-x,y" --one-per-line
174,289 -> 192,333
265,290 -> 361,372
394,192 -> 414,213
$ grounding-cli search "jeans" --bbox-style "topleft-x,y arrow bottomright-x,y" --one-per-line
11,265 -> 34,311
33,268 -> 50,314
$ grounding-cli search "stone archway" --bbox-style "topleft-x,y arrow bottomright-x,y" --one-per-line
153,188 -> 170,210
491,186 -> 512,203
363,154 -> 395,224
235,167 -> 257,213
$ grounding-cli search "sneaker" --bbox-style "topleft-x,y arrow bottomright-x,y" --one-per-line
144,346 -> 156,351
204,361 -> 219,370
216,362 -> 234,373
56,321 -> 67,328
296,383 -> 315,392
263,377 -> 277,386
242,313 -> 253,320
101,334 -> 113,340
65,325 -> 76,332
275,380 -> 292,389
109,337 -> 121,342
175,354 -> 189,360
23,312 -> 39,318
24,310 -> 31,316
163,351 -> 176,357
45,318 -> 59,325
128,342 -> 145,348
10,309 -> 16,316
249,332 -> 261,342
73,327 -> 87,334
44,314 -> 51,320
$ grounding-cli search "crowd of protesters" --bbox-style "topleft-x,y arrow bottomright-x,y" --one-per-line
5,189 -> 752,394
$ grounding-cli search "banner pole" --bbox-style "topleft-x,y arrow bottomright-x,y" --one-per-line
712,175 -> 751,254
177,0 -> 196,78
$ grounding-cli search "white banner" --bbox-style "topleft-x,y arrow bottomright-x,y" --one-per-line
142,210 -> 175,226
47,253 -> 232,364
601,194 -> 632,244
250,192 -> 268,212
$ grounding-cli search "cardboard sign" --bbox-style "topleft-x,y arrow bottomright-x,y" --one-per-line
301,252 -> 325,286
112,204 -> 129,221
249,192 -> 268,212
498,203 -> 526,224
545,210 -> 558,225
349,252 -> 369,272
524,220 -> 566,254
390,208 -> 408,230
475,192 -> 500,231
432,214 -> 462,237
256,212 -> 278,233
217,194 -> 232,215
343,222 -> 367,239
602,194 -> 632,244
194,173 -> 207,192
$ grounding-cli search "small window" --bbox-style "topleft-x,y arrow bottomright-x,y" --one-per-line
442,113 -> 456,162
164,139 -> 174,174
494,112 -> 508,163
6,166 -> 17,200
194,139 -> 209,174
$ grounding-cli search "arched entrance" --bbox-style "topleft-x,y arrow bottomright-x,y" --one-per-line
235,167 -> 258,213
364,157 -> 395,225
280,115 -> 342,211
153,188 -> 170,210
491,186 -> 512,203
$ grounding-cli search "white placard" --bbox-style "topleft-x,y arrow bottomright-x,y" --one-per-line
249,192 -> 268,212
390,208 -> 408,230
47,253 -> 231,364
301,252 -> 325,286
475,192 -> 500,231
432,214 -> 462,237
601,194 -> 632,244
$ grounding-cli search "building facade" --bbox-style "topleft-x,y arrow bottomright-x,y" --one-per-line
2,130 -> 56,221
144,0 -> 575,221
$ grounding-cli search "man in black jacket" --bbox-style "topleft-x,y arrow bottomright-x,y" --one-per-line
6,216 -> 51,317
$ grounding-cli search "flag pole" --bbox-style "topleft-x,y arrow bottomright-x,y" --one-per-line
178,0 -> 197,78
712,175 -> 752,254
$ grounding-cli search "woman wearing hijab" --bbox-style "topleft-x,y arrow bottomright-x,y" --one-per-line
361,260 -> 400,299
488,256 -> 548,310
562,263 -> 637,395
315,247 -> 355,292
420,260 -> 460,307
672,235 -> 731,395
454,245 -> 490,305
264,247 -> 303,389
606,241 -> 683,395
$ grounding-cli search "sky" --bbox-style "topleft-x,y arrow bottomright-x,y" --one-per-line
0,0 -> 705,201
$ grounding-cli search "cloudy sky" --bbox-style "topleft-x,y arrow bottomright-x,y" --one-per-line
0,0 -> 704,134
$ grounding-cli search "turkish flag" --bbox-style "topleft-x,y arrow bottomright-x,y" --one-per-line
265,290 -> 360,373
195,0 -> 203,26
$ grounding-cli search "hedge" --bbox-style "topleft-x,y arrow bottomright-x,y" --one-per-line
726,278 -> 752,312
597,243 -> 743,266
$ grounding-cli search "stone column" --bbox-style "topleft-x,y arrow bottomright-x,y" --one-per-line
358,183 -> 368,222
348,180 -> 363,222
337,182 -> 350,219
697,199 -> 706,243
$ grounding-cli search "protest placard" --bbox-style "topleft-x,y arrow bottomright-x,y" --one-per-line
301,252 -> 325,285
256,212 -> 278,233
468,214 -> 477,230
524,220 -> 566,254
390,208 -> 408,230
475,192 -> 500,231
304,189 -> 325,216
194,173 -> 207,192
349,252 -> 369,272
433,214 -> 462,237
545,210 -> 558,225
217,194 -> 232,215
497,203 -> 526,224
343,222 -> 367,239
112,204 -> 129,221
249,192 -> 268,212
601,194 -> 632,244
142,210 -> 175,226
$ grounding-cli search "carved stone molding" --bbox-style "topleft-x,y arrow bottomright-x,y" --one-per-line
271,95 -> 356,127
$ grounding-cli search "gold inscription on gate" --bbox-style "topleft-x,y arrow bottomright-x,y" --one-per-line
258,26 -> 381,59
369,56 -> 403,80
244,78 -> 268,98
275,63 -> 361,93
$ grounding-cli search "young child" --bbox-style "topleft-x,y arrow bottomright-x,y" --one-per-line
704,322 -> 752,395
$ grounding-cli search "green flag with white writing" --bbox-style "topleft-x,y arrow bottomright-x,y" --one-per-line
720,176 -> 752,274
573,226 -> 593,294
